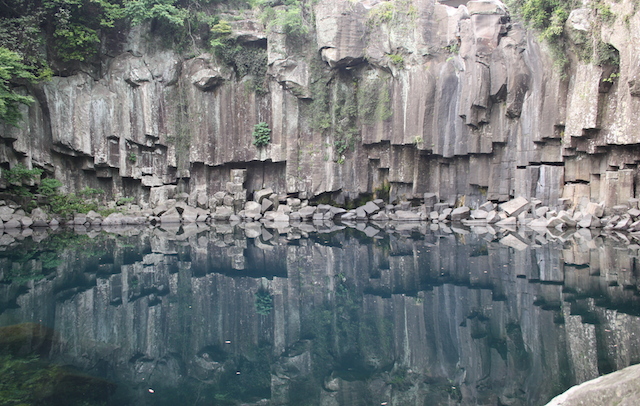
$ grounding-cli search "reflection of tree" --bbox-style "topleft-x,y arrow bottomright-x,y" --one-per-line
254,289 -> 273,316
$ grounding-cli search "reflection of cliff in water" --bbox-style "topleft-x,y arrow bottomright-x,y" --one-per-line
1,223 -> 640,405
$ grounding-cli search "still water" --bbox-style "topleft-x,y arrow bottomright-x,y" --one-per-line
1,222 -> 639,405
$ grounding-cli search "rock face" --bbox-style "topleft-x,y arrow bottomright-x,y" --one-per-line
545,364 -> 640,406
1,0 -> 640,212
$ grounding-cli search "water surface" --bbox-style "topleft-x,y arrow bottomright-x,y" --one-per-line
1,223 -> 639,405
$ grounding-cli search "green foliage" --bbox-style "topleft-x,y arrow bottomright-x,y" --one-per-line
127,151 -> 137,163
357,76 -> 392,125
595,1 -> 616,24
374,180 -> 390,202
39,186 -> 105,218
116,196 -> 135,205
0,231 -> 104,283
508,0 -> 577,40
388,53 -> 404,67
260,0 -> 310,37
2,164 -> 42,185
333,80 -> 359,160
210,18 -> 268,95
595,41 -> 620,66
0,355 -> 56,404
0,11 -> 51,81
42,0 -> 125,62
367,0 -> 417,28
37,178 -> 63,197
602,71 -> 620,83
308,57 -> 332,132
255,289 -> 273,315
124,0 -> 188,28
0,48 -> 36,127
252,121 -> 271,147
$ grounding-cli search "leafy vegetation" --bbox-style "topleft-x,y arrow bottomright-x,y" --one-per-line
254,289 -> 273,315
257,0 -> 311,37
357,74 -> 392,125
0,49 -> 36,127
367,0 -> 417,28
252,121 -> 271,147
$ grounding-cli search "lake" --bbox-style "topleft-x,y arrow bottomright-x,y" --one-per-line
1,222 -> 639,405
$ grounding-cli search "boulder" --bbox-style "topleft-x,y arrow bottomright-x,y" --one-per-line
160,207 -> 182,224
254,188 -> 273,203
213,206 -> 234,221
499,197 -> 529,217
362,201 -> 381,215
545,363 -> 640,406
451,207 -> 471,221
102,212 -> 125,226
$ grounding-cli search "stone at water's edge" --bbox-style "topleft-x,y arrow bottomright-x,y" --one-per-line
545,363 -> 640,406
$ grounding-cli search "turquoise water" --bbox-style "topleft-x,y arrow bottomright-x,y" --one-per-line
1,224 -> 639,405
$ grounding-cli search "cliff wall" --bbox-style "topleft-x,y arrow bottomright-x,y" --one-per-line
2,0 -> 640,211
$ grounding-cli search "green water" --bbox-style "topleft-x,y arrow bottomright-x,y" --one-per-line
1,224 -> 639,405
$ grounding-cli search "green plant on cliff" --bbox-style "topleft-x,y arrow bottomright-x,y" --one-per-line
508,0 -> 577,40
367,0 -> 417,28
41,0 -> 125,62
258,0 -> 310,37
0,48 -> 36,127
2,164 -> 43,185
357,76 -> 392,125
252,121 -> 271,147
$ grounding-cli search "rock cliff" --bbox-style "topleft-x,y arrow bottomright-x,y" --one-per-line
2,0 -> 640,211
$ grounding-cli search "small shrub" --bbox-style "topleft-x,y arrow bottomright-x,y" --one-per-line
37,178 -> 63,196
2,164 -> 43,185
128,152 -> 137,163
252,122 -> 271,147
388,53 -> 405,67
116,196 -> 135,206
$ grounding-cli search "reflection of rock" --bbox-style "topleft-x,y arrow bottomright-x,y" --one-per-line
1,226 -> 640,405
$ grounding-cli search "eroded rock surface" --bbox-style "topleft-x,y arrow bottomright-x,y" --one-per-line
1,0 -> 640,214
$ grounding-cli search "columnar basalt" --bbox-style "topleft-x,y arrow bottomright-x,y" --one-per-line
1,0 -> 640,214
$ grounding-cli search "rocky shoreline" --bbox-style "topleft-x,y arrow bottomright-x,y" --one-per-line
3,185 -> 640,246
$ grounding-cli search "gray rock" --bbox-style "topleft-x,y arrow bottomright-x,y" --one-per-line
450,207 -> 470,221
254,188 -> 273,204
102,212 -> 125,226
160,207 -> 182,224
261,198 -> 274,214
362,201 -> 381,215
394,210 -> 422,221
298,206 -> 316,220
20,216 -> 33,228
213,206 -> 234,221
545,363 -> 640,406
499,197 -> 529,217
423,193 -> 438,206
3,219 -> 20,229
